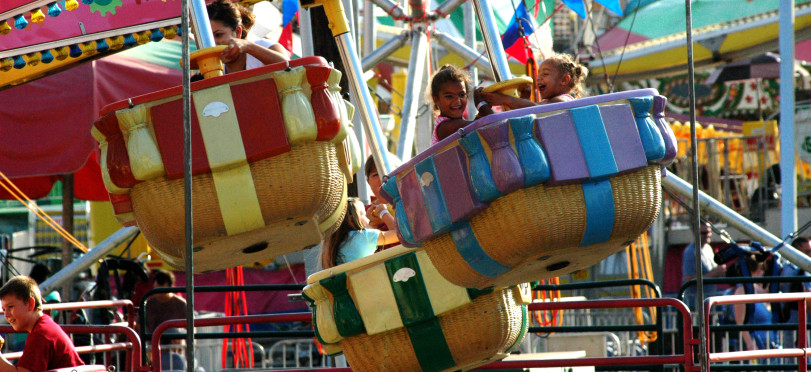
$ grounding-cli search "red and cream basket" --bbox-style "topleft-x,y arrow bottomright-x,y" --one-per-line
93,56 -> 361,272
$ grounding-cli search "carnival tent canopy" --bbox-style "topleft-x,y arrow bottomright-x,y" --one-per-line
0,41 -> 189,201
588,0 -> 811,83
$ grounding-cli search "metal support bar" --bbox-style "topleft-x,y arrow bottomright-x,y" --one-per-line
369,0 -> 407,20
395,31 -> 429,160
335,32 -> 394,175
41,226 -> 140,294
472,0 -> 512,82
363,0 -> 376,56
361,31 -> 412,71
430,0 -> 466,20
779,0 -> 797,238
189,0 -> 215,49
662,170 -> 811,272
432,30 -> 495,79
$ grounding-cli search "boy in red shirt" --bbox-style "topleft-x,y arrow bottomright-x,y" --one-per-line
0,276 -> 84,372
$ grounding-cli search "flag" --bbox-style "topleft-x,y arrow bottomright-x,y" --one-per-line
282,0 -> 298,27
561,0 -> 622,19
501,1 -> 536,64
561,0 -> 587,19
278,20 -> 293,55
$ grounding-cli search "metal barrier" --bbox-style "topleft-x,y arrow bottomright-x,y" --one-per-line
151,313 -> 312,372
704,292 -> 811,372
475,298 -> 696,370
679,276 -> 811,370
0,324 -> 140,372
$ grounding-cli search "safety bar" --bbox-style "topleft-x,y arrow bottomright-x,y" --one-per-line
0,324 -> 140,372
704,292 -> 811,371
150,313 -> 312,372
0,300 -> 136,328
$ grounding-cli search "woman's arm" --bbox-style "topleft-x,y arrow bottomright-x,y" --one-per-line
733,286 -> 756,350
221,38 -> 289,66
479,91 -> 537,109
377,230 -> 399,246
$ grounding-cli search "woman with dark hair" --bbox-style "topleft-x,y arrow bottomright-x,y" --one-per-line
320,198 -> 399,269
207,0 -> 289,73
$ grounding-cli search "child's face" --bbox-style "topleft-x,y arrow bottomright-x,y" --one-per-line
432,81 -> 467,119
2,294 -> 36,332
537,60 -> 571,100
352,200 -> 371,228
366,169 -> 382,201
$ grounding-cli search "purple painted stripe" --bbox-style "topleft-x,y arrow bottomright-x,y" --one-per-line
396,168 -> 434,243
535,112 -> 589,185
386,88 -> 661,178
600,104 -> 647,174
653,95 -> 678,166
433,146 -> 487,223
478,121 -> 525,194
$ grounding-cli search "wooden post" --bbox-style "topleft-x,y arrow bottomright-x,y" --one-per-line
61,173 -> 74,302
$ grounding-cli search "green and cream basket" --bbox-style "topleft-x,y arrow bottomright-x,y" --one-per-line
303,246 -> 530,371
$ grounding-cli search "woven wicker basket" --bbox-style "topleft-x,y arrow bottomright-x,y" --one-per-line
304,246 -> 529,371
131,141 -> 346,272
340,287 -> 527,372
424,164 -> 662,289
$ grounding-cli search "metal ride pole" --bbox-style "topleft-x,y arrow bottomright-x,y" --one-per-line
40,226 -> 140,294
663,170 -> 811,273
683,1 -> 707,370
361,31 -> 412,71
472,0 -> 512,82
432,30 -> 494,79
396,31 -> 430,160
302,0 -> 394,176
778,0 -> 796,240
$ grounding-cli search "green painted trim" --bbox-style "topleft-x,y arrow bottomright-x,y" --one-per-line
385,252 -> 435,326
386,252 -> 456,371
506,304 -> 529,353
466,287 -> 494,301
406,319 -> 456,372
320,273 -> 365,337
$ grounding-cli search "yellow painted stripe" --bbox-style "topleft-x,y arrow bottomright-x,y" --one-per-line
318,181 -> 348,233
302,284 -> 343,343
416,250 -> 471,315
349,263 -> 403,335
193,84 -> 265,235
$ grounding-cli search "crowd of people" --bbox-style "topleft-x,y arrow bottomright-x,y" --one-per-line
682,224 -> 811,353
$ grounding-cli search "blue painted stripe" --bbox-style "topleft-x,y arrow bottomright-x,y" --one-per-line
415,156 -> 452,235
458,132 -> 504,202
570,105 -> 618,180
380,175 -> 417,245
580,180 -> 615,246
451,222 -> 510,278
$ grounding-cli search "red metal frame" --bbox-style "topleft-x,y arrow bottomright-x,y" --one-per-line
173,298 -> 697,372
0,300 -> 136,328
0,324 -> 141,372
704,292 -> 811,372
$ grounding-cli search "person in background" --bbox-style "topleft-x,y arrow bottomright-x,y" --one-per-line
145,269 -> 188,371
207,0 -> 289,73
321,197 -> 399,269
682,222 -> 727,310
779,237 -> 811,346
476,52 -> 588,109
0,276 -> 83,372
364,154 -> 400,251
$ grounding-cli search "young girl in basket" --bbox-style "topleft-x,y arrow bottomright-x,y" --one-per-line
430,65 -> 494,144
321,198 -> 399,269
476,53 -> 589,109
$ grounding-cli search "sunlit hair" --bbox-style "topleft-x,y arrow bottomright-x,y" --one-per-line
0,276 -> 43,311
321,198 -> 366,269
428,64 -> 471,113
542,53 -> 589,98
207,0 -> 255,39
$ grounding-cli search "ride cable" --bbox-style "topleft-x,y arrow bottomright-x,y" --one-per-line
222,266 -> 254,368
0,169 -> 88,253
624,232 -> 657,344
